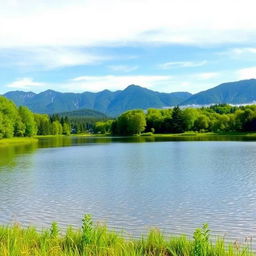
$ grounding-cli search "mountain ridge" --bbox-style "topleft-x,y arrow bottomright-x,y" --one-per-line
3,85 -> 191,116
181,79 -> 256,105
4,79 -> 256,116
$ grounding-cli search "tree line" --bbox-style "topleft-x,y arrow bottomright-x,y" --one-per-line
95,104 -> 256,135
0,96 -> 109,139
0,96 -> 71,138
2,94 -> 256,138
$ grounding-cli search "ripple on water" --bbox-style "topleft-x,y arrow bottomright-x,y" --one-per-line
0,141 -> 256,246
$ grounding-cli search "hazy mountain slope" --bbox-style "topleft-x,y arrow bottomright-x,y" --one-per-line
182,79 -> 256,105
158,92 -> 192,106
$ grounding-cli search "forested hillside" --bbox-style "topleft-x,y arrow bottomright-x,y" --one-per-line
57,108 -> 109,134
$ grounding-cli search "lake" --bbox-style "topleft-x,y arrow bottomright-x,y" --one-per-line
0,136 -> 256,243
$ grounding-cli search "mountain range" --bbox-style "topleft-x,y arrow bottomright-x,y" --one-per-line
3,85 -> 191,116
3,79 -> 256,116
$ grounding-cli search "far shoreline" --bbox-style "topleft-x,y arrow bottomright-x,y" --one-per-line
2,131 -> 256,147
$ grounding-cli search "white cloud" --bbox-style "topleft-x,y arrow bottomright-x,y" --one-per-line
5,78 -> 45,90
3,74 -> 220,94
0,47 -> 108,70
67,75 -> 223,93
238,67 -> 256,80
231,48 -> 256,55
219,47 -> 256,58
68,74 -> 219,93
70,75 -> 173,92
159,61 -> 207,70
108,65 -> 138,72
194,72 -> 219,80
1,0 -> 256,48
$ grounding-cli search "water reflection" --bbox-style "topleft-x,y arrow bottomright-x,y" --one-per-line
2,134 -> 256,170
38,134 -> 256,149
0,143 -> 37,170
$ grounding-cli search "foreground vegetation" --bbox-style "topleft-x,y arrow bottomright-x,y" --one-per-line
0,215 -> 253,256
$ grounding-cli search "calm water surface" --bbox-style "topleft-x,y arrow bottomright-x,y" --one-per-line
0,136 -> 256,243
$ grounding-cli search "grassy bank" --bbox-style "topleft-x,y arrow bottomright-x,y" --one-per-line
0,216 -> 252,256
0,137 -> 38,147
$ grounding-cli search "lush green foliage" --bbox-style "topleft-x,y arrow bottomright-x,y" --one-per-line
0,95 -> 112,138
3,94 -> 256,137
0,216 -> 252,256
95,120 -> 114,134
111,110 -> 147,135
0,96 -> 71,138
145,104 -> 256,134
97,104 -> 256,135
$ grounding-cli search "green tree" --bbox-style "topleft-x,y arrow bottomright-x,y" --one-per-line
51,121 -> 63,135
115,110 -> 146,135
19,106 -> 37,136
14,117 -> 26,137
0,96 -> 21,138
146,109 -> 165,133
34,113 -> 51,135
194,115 -> 210,132
63,123 -> 71,135
183,108 -> 200,131
95,120 -> 113,134
0,112 -> 5,139
235,108 -> 256,131
170,106 -> 186,133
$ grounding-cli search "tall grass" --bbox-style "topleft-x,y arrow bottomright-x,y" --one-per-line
0,215 -> 253,256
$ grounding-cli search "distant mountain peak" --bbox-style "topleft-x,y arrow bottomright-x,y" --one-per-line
43,89 -> 58,94
125,84 -> 144,90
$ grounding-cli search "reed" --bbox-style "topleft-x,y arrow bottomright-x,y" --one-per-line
0,216 -> 253,256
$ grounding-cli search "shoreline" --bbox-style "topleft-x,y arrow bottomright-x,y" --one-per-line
143,131 -> 256,137
1,132 -> 256,147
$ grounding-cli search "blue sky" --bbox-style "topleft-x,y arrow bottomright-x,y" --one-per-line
1,0 -> 256,94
